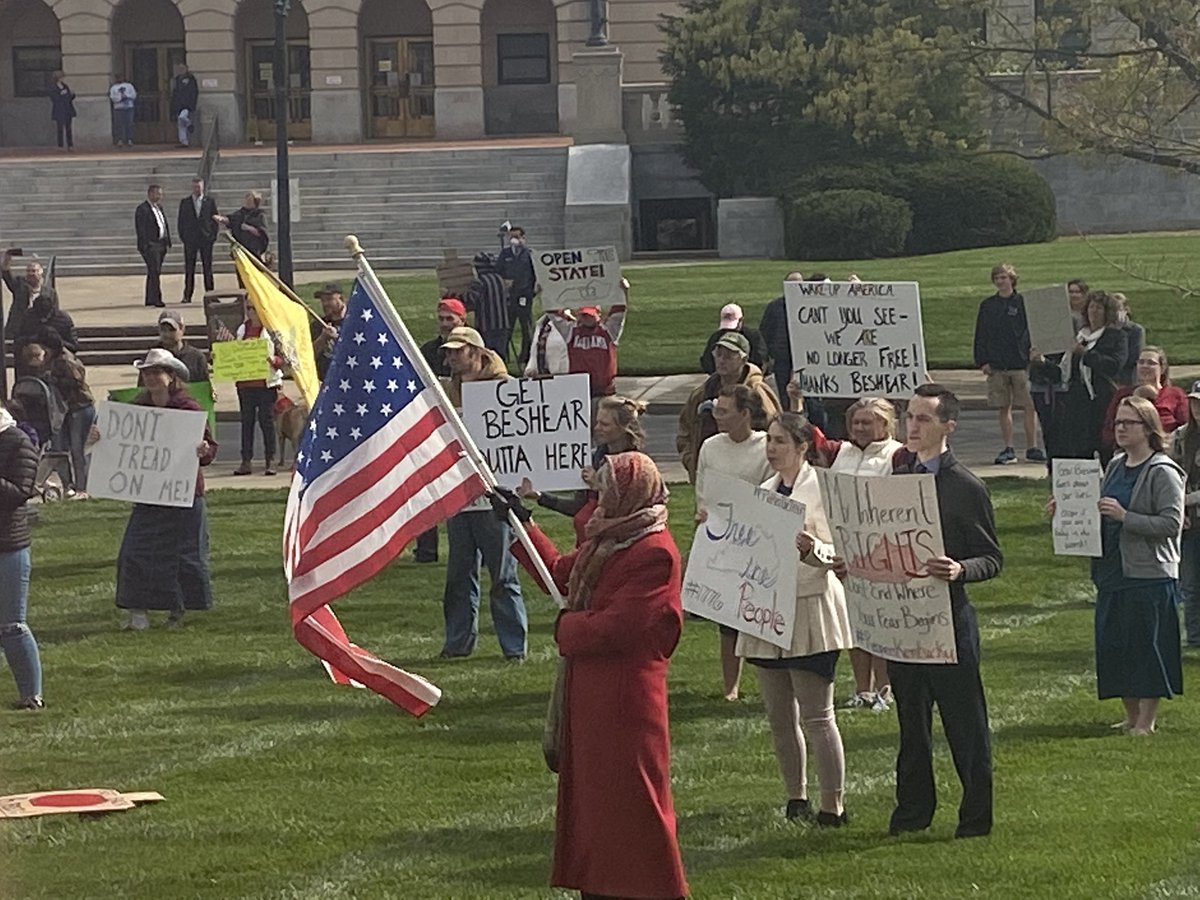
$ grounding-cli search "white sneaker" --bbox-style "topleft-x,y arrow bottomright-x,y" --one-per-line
121,609 -> 150,631
843,691 -> 875,709
871,693 -> 891,712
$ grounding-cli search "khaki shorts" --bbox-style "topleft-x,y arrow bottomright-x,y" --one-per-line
986,369 -> 1031,408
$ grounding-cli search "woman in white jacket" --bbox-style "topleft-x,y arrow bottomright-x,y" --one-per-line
737,411 -> 853,826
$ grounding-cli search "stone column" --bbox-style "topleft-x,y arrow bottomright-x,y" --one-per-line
569,45 -> 623,144
431,0 -> 484,139
307,0 -> 364,143
58,3 -> 116,148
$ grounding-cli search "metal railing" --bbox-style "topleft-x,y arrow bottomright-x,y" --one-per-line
197,114 -> 221,188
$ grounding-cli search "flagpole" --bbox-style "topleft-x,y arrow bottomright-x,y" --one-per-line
220,231 -> 325,327
345,235 -> 566,609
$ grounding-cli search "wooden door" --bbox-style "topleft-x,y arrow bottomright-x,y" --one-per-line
245,41 -> 312,142
367,37 -> 435,139
127,43 -> 186,144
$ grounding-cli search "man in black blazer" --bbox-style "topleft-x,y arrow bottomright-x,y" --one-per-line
889,383 -> 1003,840
177,177 -> 218,304
135,184 -> 171,308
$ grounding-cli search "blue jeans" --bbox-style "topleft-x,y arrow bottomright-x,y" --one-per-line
0,548 -> 41,700
114,107 -> 135,144
1181,526 -> 1200,645
54,404 -> 96,492
442,512 -> 527,658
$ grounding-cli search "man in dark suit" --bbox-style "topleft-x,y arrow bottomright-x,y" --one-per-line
135,184 -> 171,308
889,383 -> 1002,840
177,177 -> 218,304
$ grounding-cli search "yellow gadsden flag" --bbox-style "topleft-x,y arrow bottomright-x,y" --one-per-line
232,245 -> 320,408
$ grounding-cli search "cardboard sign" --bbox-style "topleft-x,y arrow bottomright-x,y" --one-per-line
533,246 -> 623,311
818,470 -> 957,664
682,473 -> 804,649
1024,284 -> 1076,355
87,401 -> 207,508
460,374 -> 592,492
108,382 -> 216,433
211,338 -> 271,382
784,281 -> 926,399
1052,458 -> 1102,556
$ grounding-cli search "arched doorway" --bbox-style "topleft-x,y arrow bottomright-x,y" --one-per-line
0,0 -> 61,147
236,0 -> 311,141
112,0 -> 186,144
481,0 -> 558,134
359,0 -> 434,138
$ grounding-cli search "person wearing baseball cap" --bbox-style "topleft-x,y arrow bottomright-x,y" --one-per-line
311,283 -> 348,381
700,301 -> 767,375
437,321 -> 527,662
677,328 -> 781,483
153,308 -> 209,383
1170,380 -> 1200,647
564,281 -> 629,399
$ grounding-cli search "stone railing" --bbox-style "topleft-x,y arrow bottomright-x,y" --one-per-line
622,82 -> 683,145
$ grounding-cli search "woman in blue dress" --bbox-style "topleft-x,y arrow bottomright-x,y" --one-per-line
1093,395 -> 1185,735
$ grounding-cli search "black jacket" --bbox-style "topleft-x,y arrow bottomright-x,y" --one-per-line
12,291 -> 78,357
1,271 -> 57,341
228,206 -> 269,257
135,201 -> 172,253
700,326 -> 768,374
973,292 -> 1031,371
892,447 -> 1002,654
759,294 -> 790,375
178,195 -> 219,246
169,73 -> 199,116
49,82 -> 76,122
497,246 -> 536,298
0,425 -> 38,552
420,336 -> 451,379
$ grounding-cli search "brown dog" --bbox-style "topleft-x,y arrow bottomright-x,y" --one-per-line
273,394 -> 309,468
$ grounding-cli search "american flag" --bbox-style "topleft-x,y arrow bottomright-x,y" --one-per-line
283,278 -> 488,716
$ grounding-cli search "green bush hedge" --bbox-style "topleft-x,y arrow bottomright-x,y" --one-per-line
786,189 -> 913,260
781,155 -> 1056,257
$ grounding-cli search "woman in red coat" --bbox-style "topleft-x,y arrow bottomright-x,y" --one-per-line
511,451 -> 688,899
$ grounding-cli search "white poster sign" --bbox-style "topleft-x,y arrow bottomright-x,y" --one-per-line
460,373 -> 592,492
1023,284 -> 1076,355
533,246 -> 623,311
682,473 -> 805,649
87,401 -> 207,508
818,470 -> 957,664
784,281 -> 927,399
1052,458 -> 1102,556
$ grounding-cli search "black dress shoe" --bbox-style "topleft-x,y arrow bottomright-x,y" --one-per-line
888,821 -> 930,837
785,798 -> 812,821
954,826 -> 991,839
816,810 -> 849,828
149,301 -> 166,308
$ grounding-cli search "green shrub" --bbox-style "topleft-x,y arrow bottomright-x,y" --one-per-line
892,155 -> 1057,254
786,189 -> 913,260
785,162 -> 906,200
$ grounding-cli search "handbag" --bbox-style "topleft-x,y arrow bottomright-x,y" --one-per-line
542,658 -> 568,774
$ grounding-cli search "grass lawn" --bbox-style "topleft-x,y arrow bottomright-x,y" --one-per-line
2,480 -> 1199,898
299,232 -> 1200,375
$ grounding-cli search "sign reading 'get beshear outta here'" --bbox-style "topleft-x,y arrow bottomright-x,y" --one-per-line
784,280 -> 927,399
533,246 -> 623,311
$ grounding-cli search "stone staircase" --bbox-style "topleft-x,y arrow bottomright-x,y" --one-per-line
0,144 -> 569,276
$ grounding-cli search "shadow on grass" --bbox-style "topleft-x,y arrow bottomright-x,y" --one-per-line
995,720 -> 1118,743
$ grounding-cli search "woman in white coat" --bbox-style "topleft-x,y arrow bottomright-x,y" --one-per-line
738,411 -> 853,826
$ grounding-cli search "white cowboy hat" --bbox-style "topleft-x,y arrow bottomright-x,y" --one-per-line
133,347 -> 190,381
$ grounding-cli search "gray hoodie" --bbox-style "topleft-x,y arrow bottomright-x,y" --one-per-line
1102,451 -> 1185,579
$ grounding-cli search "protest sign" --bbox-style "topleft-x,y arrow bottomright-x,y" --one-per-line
108,383 -> 216,432
1052,458 -> 1102,556
460,373 -> 591,492
533,246 -> 623,312
784,281 -> 926,399
682,473 -> 804,649
817,470 -> 957,664
211,338 -> 271,382
87,401 -> 207,508
1023,284 -> 1076,355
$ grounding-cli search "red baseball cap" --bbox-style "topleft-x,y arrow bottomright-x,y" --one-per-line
579,305 -> 601,318
437,297 -> 467,319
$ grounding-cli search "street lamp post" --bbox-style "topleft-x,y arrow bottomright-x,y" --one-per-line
273,0 -> 294,285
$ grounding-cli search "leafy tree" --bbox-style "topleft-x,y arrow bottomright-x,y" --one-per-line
659,0 -> 983,196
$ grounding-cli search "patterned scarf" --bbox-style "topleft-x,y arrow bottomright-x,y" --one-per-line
566,452 -> 669,610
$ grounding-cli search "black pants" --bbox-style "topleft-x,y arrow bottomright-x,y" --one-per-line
509,295 -> 533,366
141,242 -> 167,306
55,119 -> 73,148
887,608 -> 992,837
415,526 -> 438,562
238,386 -> 277,462
183,241 -> 215,301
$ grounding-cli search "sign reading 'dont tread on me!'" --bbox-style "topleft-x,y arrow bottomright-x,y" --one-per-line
784,281 -> 927,399
817,470 -> 957,664
533,246 -> 623,312
682,472 -> 805,650
86,401 -> 208,509
460,373 -> 593,493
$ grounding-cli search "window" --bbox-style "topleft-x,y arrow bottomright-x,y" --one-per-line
13,46 -> 62,98
497,33 -> 550,85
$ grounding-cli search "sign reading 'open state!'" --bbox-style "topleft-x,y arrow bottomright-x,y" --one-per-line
533,246 -> 623,312
784,281 -> 927,399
